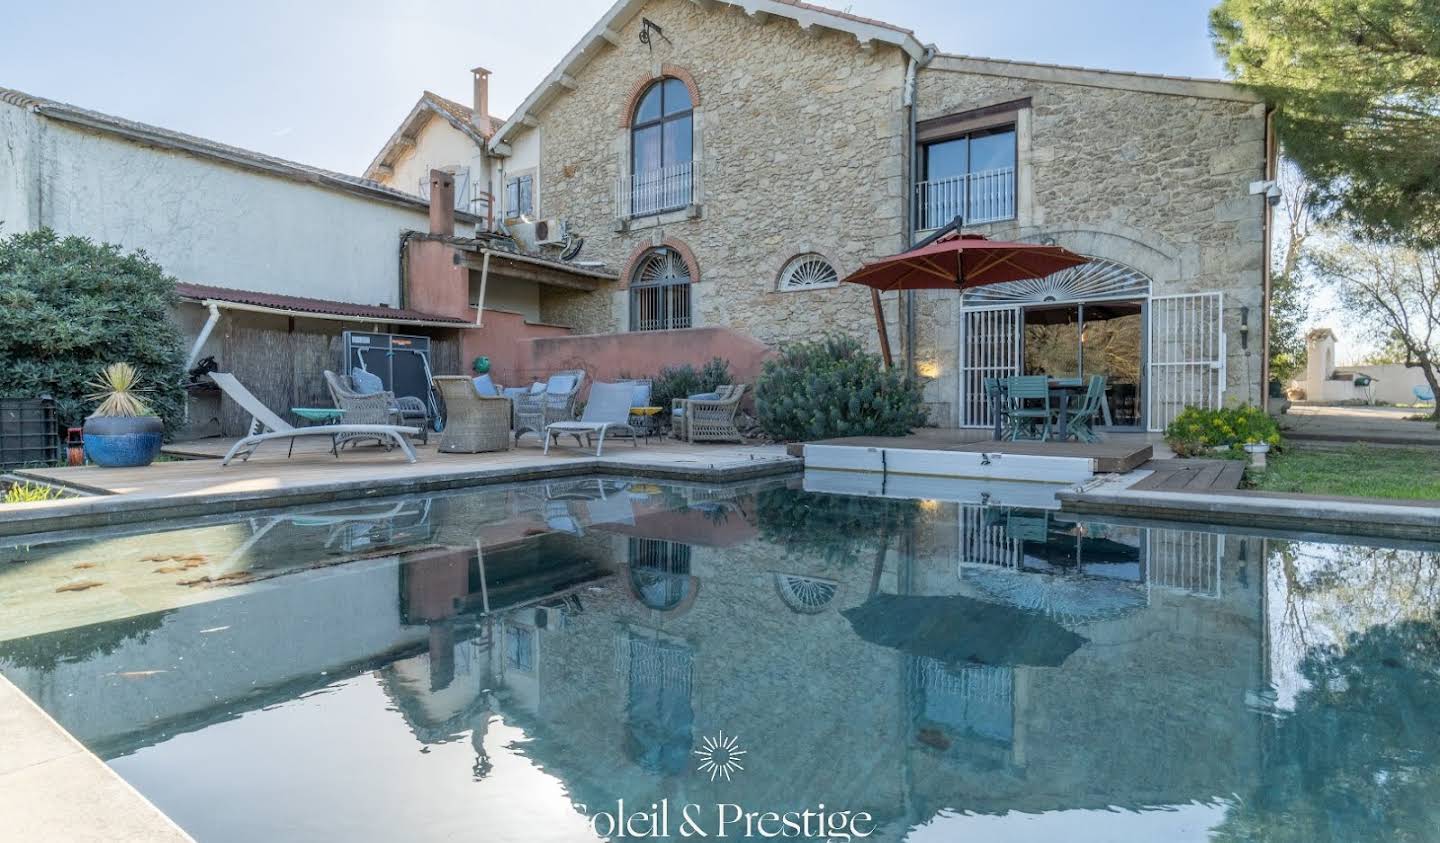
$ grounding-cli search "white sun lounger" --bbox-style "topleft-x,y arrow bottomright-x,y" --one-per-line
210,372 -> 420,466
542,381 -> 640,457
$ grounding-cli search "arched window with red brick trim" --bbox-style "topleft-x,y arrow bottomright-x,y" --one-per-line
627,78 -> 693,217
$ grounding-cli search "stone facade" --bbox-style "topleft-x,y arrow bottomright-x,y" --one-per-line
499,0 -> 1270,429
528,0 -> 908,351
910,59 -> 1269,426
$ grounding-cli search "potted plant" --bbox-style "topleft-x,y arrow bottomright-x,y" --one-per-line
82,363 -> 164,467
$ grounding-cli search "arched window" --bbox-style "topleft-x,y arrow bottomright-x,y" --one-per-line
630,247 -> 693,331
778,254 -> 840,292
629,78 -> 694,216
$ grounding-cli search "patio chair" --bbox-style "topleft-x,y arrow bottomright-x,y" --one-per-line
339,368 -> 430,443
515,370 -> 586,445
432,376 -> 512,453
1003,376 -> 1052,441
1059,375 -> 1108,443
1415,384 -> 1436,405
325,370 -> 429,448
672,385 -> 747,443
617,378 -> 658,439
984,377 -> 1010,440
210,373 -> 418,466
542,381 -> 639,456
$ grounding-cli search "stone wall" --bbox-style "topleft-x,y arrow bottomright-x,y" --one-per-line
911,61 -> 1269,425
529,0 -> 908,354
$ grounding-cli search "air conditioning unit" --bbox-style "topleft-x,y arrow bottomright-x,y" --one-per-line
533,218 -> 568,246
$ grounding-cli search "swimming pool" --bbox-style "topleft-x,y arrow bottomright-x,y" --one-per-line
2,475 -> 1438,841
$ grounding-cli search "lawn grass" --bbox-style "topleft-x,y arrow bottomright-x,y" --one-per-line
1248,445 -> 1440,500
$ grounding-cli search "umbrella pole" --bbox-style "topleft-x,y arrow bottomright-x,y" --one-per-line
870,289 -> 894,368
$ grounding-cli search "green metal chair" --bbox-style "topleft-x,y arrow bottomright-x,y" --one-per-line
1004,375 -> 1052,441
1060,375 -> 1108,442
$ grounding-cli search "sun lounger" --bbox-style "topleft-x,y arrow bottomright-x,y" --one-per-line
542,381 -> 639,456
209,372 -> 420,466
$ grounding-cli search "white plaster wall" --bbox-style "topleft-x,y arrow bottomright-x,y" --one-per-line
20,117 -> 444,306
0,102 -> 40,233
499,127 -> 540,219
384,115 -> 489,212
1302,364 -> 1431,404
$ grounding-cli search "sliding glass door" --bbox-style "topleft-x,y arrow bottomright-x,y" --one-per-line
1020,300 -> 1144,427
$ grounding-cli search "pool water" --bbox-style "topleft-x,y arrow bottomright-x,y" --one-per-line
3,475 -> 1440,842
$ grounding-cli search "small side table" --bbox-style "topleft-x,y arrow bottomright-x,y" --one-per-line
290,407 -> 345,458
629,406 -> 663,442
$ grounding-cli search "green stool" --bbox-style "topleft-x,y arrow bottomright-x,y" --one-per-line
289,408 -> 345,457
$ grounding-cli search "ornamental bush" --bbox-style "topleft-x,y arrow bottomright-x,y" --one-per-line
650,357 -> 732,412
1164,404 -> 1282,458
0,229 -> 186,433
756,334 -> 927,441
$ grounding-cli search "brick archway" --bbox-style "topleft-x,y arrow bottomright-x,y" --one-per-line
619,65 -> 701,128
620,238 -> 701,289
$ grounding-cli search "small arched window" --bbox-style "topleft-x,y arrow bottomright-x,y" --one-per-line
778,254 -> 840,292
629,78 -> 694,216
630,247 -> 693,331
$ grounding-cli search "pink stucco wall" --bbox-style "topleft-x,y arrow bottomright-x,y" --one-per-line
509,326 -> 774,393
406,238 -> 571,385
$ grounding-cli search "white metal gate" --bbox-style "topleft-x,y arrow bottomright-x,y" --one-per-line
958,306 -> 1022,428
1147,293 -> 1226,432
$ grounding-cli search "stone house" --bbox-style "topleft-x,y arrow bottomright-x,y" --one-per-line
476,0 -> 1274,432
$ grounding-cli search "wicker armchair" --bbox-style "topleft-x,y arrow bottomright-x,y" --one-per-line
672,384 -> 747,443
432,376 -> 512,453
514,369 -> 586,445
323,370 -> 413,451
325,370 -> 430,444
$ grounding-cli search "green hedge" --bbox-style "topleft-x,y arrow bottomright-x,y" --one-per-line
0,229 -> 186,432
755,334 -> 926,441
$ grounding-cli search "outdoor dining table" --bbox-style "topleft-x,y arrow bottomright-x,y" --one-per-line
991,378 -> 1090,442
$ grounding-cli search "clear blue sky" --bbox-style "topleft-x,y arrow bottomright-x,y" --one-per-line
0,0 -> 1226,175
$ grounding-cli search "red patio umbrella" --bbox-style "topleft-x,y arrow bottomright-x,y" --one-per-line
843,232 -> 1089,366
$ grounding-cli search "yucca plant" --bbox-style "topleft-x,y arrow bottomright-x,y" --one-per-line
85,363 -> 153,417
3,481 -> 61,504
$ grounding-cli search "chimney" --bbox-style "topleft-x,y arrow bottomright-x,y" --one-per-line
428,169 -> 455,236
471,67 -> 493,137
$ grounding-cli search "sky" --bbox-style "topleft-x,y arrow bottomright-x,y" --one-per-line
0,0 -> 1228,176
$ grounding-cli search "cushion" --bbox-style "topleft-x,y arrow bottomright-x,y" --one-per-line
547,374 -> 577,394
688,391 -> 721,402
629,381 -> 652,407
351,368 -> 385,395
472,374 -> 500,396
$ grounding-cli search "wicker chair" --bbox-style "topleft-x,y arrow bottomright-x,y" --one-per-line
325,370 -> 430,445
432,376 -> 512,453
672,384 -> 747,443
323,370 -> 416,452
514,370 -> 586,445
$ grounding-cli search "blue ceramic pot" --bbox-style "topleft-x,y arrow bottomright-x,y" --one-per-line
82,415 -> 164,468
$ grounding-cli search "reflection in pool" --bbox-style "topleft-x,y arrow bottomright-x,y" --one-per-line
2,475 -> 1439,841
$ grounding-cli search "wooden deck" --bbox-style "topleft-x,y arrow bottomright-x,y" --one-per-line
3,436 -> 798,537
1128,458 -> 1246,492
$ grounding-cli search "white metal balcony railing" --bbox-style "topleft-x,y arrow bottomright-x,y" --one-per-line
914,166 -> 1015,231
617,161 -> 697,219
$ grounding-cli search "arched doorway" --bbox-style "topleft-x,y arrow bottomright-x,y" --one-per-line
958,258 -> 1225,431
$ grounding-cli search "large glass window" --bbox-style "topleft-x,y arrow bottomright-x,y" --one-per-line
918,126 -> 1016,229
629,78 -> 694,217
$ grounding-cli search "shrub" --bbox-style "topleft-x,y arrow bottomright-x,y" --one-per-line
650,357 -> 732,411
756,334 -> 926,441
1164,404 -> 1282,458
0,229 -> 186,433
2,481 -> 62,504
